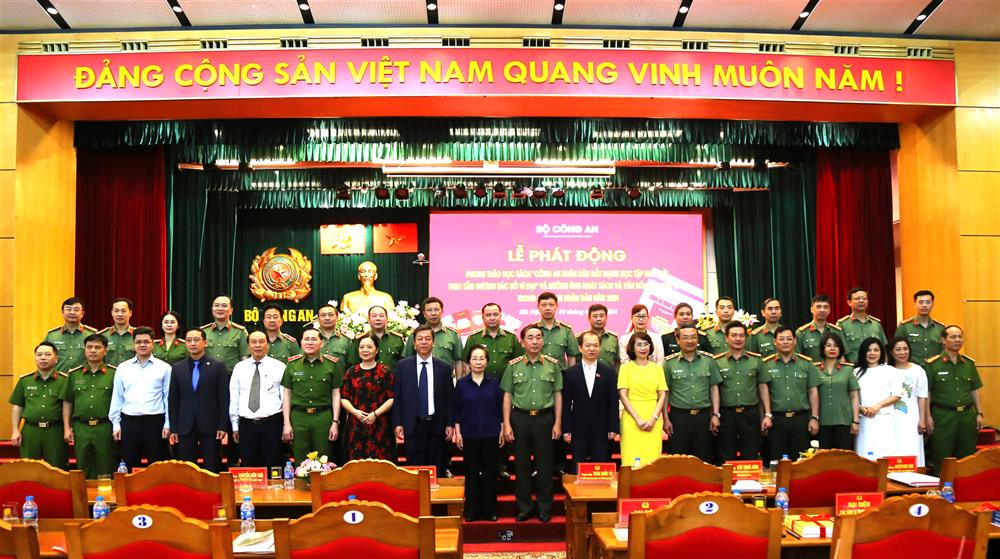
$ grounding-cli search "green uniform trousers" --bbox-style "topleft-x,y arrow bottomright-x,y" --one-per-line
291,408 -> 333,464
72,421 -> 116,478
929,407 -> 978,471
511,409 -> 555,517
667,408 -> 712,462
20,423 -> 67,470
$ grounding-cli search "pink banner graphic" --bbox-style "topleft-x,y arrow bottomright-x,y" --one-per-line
428,212 -> 705,336
17,48 -> 955,105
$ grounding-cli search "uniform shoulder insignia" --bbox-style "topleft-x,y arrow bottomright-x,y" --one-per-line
812,361 -> 823,367
933,319 -> 945,327
842,361 -> 855,368
836,315 -> 851,324
508,356 -> 525,365
502,328 -> 517,337
664,352 -> 681,361
232,322 -> 247,330
57,371 -> 69,377
925,355 -> 942,364
323,354 -> 339,362
389,331 -> 404,339
663,328 -> 675,335
444,326 -> 459,334
962,354 -> 976,362
200,323 -> 213,329
797,353 -> 812,361
698,350 -> 714,357
83,325 -> 98,332
281,333 -> 298,343
67,365 -> 83,373
606,330 -> 619,339
829,324 -> 843,331
747,351 -> 762,357
471,328 -> 486,337
762,354 -> 778,362
751,325 -> 765,335
542,355 -> 560,365
98,326 -> 111,334
47,326 -> 61,333
154,338 -> 163,344
713,352 -> 727,359
558,321 -> 574,329
287,354 -> 304,362
796,324 -> 811,332
869,316 -> 881,323
106,364 -> 117,370
18,371 -> 34,379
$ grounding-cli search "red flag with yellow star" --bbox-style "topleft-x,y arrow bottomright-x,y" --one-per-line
320,224 -> 365,254
373,223 -> 418,253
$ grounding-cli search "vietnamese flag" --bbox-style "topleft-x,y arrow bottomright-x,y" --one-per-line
320,224 -> 365,254
374,223 -> 418,253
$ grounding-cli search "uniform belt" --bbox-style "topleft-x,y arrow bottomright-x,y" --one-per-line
293,406 -> 330,414
671,406 -> 711,415
76,418 -> 109,426
721,405 -> 757,414
24,420 -> 58,428
932,403 -> 974,413
774,410 -> 807,418
240,413 -> 282,424
514,407 -> 553,416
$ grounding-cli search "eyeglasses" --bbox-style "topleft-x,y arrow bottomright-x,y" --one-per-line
632,314 -> 648,319
634,341 -> 652,348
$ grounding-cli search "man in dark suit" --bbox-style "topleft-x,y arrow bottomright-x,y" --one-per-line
562,330 -> 620,472
168,328 -> 230,472
393,324 -> 453,476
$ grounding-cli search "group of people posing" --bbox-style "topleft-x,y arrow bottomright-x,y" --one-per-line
8,287 -> 984,524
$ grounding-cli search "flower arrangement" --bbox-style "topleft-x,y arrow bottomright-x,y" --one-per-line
295,451 -> 335,478
696,307 -> 759,331
334,299 -> 421,340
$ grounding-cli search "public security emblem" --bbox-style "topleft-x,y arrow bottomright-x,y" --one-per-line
249,247 -> 312,302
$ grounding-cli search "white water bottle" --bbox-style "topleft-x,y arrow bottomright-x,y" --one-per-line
92,496 -> 110,519
240,496 -> 255,535
283,461 -> 295,490
22,496 -> 38,529
117,461 -> 128,474
633,457 -> 642,469
941,482 -> 955,503
775,487 -> 789,518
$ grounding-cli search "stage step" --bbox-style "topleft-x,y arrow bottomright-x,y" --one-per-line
464,514 -> 567,544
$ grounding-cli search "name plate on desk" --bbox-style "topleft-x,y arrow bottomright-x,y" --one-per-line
725,460 -> 763,480
885,456 -> 918,472
618,498 -> 672,527
577,463 -> 617,485
403,466 -> 438,489
836,492 -> 884,516
230,467 -> 268,489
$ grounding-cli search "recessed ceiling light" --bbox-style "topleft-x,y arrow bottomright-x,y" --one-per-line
172,5 -> 183,12
799,11 -> 810,18
678,5 -> 689,13
299,3 -> 310,10
46,6 -> 58,14
427,2 -> 437,10
915,13 -> 927,20
554,3 -> 564,11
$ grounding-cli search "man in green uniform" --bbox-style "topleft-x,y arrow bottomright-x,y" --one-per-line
663,325 -> 722,462
763,326 -> 820,461
712,321 -> 772,461
836,288 -> 887,362
61,334 -> 117,478
348,305 -> 405,370
896,290 -> 946,364
202,295 -> 249,374
702,297 -> 736,355
586,304 -> 619,369
261,303 -> 301,363
403,297 -> 464,373
534,292 -> 579,368
796,294 -> 845,361
501,325 -> 563,523
748,298 -> 783,357
281,328 -> 343,464
43,297 -> 99,372
925,325 -> 984,472
662,302 -> 711,355
10,342 -> 69,469
316,303 -> 353,366
99,298 -> 135,366
463,303 -> 523,378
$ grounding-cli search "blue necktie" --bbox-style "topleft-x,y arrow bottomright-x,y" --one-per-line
192,360 -> 200,391
418,361 -> 429,418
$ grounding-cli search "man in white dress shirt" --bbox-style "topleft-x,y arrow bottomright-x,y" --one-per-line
230,331 -> 287,468
109,327 -> 171,471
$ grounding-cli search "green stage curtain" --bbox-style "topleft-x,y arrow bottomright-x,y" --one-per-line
713,151 -> 817,328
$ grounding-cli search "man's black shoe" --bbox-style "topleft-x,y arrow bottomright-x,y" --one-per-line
539,513 -> 551,523
516,512 -> 533,522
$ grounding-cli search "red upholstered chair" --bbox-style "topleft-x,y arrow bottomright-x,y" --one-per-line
832,495 -> 989,559
940,447 -> 1000,502
627,492 -> 782,559
64,505 -> 233,559
273,500 -> 434,559
0,460 -> 88,518
309,459 -> 430,517
0,519 -> 39,559
114,460 -> 236,520
775,450 -> 887,508
617,455 -> 733,499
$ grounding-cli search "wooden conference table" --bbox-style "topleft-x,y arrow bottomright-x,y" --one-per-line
34,518 -> 463,559
86,477 -> 467,518
588,502 -> 1000,559
562,474 -> 936,559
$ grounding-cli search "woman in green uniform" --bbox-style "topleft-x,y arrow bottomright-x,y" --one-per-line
153,311 -> 187,364
815,332 -> 860,450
